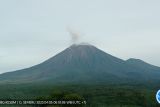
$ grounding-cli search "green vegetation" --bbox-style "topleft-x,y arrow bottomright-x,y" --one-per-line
0,84 -> 159,107
0,45 -> 160,107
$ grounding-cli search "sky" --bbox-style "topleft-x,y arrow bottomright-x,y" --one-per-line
0,0 -> 160,73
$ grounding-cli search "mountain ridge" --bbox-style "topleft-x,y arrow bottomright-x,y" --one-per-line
0,44 -> 160,85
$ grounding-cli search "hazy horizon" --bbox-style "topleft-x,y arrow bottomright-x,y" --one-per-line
0,0 -> 160,73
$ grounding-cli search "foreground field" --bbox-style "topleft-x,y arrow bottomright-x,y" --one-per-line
0,83 -> 160,107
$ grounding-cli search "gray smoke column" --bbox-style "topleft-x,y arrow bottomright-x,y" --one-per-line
67,27 -> 81,44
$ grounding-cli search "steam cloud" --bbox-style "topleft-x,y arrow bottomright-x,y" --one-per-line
67,27 -> 81,44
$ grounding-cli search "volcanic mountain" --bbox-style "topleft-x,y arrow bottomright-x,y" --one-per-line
0,44 -> 160,85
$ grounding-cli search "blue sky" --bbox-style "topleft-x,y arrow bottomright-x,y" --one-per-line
0,0 -> 160,73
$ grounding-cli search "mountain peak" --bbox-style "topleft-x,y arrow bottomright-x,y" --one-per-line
70,42 -> 93,47
68,43 -> 96,52
1,43 -> 160,85
126,58 -> 151,66
126,58 -> 160,69
127,58 -> 144,63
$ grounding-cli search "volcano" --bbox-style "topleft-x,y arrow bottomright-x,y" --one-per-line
0,44 -> 160,85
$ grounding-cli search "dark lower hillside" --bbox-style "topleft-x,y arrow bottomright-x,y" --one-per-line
0,83 -> 160,107
0,45 -> 160,106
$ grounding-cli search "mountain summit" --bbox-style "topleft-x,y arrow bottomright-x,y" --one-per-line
0,44 -> 160,85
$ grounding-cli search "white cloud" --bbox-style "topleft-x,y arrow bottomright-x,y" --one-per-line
0,0 -> 160,73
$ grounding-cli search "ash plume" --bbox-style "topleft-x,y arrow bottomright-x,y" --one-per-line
67,27 -> 81,44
